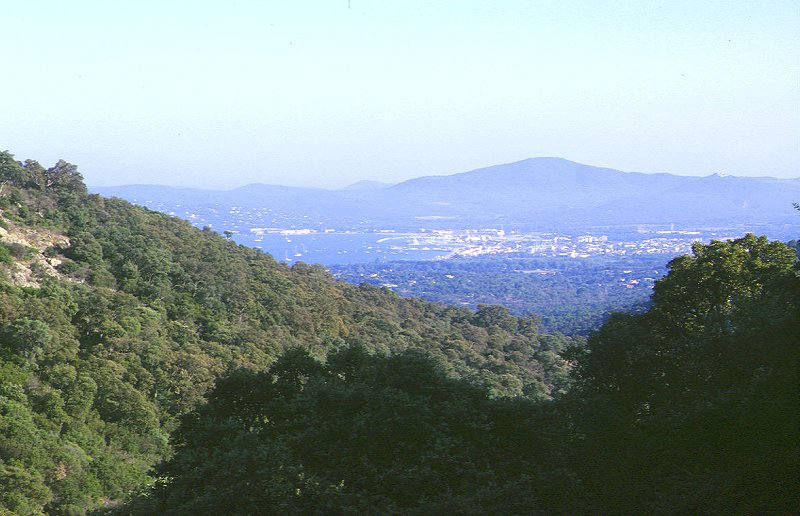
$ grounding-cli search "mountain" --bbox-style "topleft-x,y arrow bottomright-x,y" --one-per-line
589,172 -> 800,225
93,158 -> 800,231
378,158 -> 800,227
343,179 -> 393,190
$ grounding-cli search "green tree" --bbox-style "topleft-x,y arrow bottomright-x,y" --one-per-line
0,463 -> 53,515
130,348 -> 574,515
44,159 -> 87,195
651,233 -> 796,335
4,318 -> 54,366
0,151 -> 29,189
569,235 -> 800,513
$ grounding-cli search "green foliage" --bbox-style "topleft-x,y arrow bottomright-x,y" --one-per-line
0,245 -> 11,266
3,318 -> 53,363
652,233 -> 796,333
2,151 -> 796,513
0,152 -> 576,513
0,151 -> 30,187
0,463 -> 53,515
568,234 -> 800,513
2,241 -> 34,260
128,348 -> 575,515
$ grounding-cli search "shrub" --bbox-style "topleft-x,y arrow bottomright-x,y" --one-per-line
2,242 -> 33,260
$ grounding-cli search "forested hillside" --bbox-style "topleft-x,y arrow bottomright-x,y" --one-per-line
1,151 -> 797,514
126,234 -> 799,515
0,152 -> 575,513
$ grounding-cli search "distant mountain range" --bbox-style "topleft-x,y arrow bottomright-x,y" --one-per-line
92,157 -> 800,232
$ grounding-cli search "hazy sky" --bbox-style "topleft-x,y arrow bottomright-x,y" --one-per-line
2,1 -> 799,189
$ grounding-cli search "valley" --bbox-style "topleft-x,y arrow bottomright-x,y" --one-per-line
0,152 -> 797,514
92,158 -> 800,336
4,1 -> 797,511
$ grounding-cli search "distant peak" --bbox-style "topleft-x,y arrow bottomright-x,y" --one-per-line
507,157 -> 584,167
343,180 -> 392,191
521,156 -> 577,163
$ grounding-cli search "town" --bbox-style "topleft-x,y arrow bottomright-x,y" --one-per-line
132,198 -> 746,265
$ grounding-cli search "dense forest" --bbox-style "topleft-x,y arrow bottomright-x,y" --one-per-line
0,151 -> 797,514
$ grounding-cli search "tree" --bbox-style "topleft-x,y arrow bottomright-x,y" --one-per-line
44,160 -> 86,195
471,304 -> 518,332
129,348 -> 574,514
0,151 -> 28,189
650,233 -> 796,335
569,235 -> 800,513
4,318 -> 54,365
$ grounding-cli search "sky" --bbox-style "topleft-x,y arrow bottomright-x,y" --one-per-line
2,0 -> 799,189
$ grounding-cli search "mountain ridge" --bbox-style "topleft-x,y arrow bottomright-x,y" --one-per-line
91,157 -> 800,196
91,157 -> 800,232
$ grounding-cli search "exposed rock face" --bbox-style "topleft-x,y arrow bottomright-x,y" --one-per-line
0,214 -> 70,287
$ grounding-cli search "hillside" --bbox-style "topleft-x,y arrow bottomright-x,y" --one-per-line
128,233 -> 800,514
0,152 -> 577,513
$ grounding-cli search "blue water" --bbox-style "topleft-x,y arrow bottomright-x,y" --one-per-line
233,232 -> 446,266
